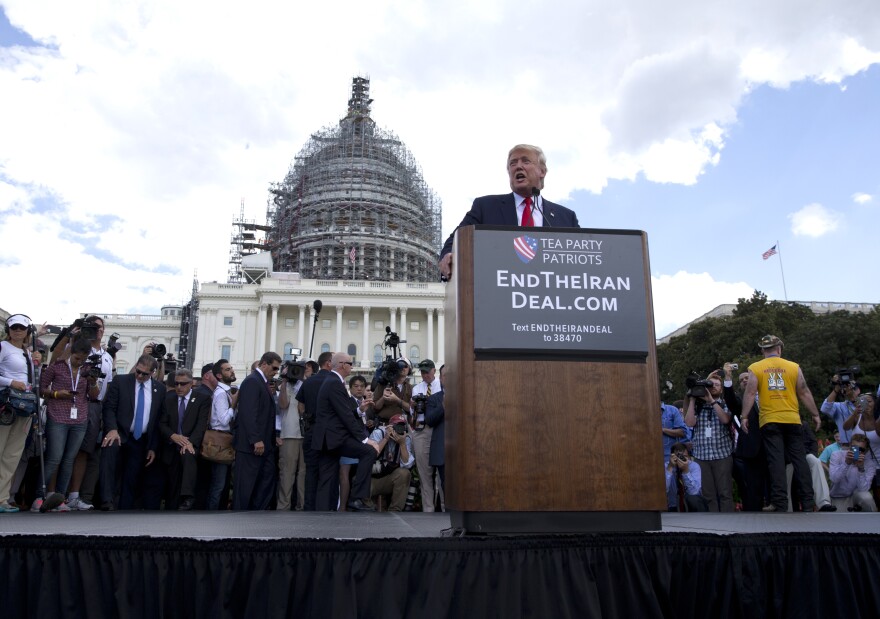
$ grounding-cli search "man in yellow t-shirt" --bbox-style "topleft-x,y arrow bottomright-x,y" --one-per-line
741,335 -> 822,512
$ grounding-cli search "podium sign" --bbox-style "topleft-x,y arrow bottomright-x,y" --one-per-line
444,225 -> 665,534
472,228 -> 649,359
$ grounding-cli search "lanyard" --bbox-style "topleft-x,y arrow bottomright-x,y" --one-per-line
68,359 -> 81,392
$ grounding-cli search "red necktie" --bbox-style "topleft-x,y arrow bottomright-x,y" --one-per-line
520,196 -> 534,227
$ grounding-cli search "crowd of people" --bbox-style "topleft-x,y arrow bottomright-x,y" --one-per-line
663,335 -> 879,513
0,313 -> 446,513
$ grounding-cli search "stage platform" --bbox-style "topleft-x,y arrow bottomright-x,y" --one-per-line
2,512 -> 879,618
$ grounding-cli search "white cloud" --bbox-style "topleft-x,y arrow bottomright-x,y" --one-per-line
788,203 -> 840,237
0,0 -> 878,323
852,192 -> 873,205
652,271 -> 754,338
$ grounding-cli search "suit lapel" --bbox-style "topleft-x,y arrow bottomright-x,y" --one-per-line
503,193 -> 518,226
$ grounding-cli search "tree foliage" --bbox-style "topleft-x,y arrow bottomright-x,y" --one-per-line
657,291 -> 880,434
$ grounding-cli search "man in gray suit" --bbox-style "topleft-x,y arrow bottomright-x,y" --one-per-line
439,144 -> 580,279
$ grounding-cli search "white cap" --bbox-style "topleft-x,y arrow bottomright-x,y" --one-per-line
6,314 -> 31,328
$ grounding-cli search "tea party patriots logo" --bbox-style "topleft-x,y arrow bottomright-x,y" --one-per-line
513,235 -> 538,263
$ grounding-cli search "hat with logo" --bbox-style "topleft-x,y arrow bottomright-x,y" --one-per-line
6,314 -> 31,329
758,334 -> 783,349
417,359 -> 435,371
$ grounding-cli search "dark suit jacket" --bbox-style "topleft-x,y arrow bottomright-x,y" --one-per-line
313,372 -> 366,451
439,193 -> 580,260
102,373 -> 166,452
296,369 -> 332,424
425,389 -> 445,467
722,385 -> 763,459
233,369 -> 276,454
159,390 -> 211,464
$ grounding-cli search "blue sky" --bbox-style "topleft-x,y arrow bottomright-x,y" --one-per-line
1,1 -> 878,336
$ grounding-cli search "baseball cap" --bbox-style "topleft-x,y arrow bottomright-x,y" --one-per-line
758,334 -> 783,349
417,359 -> 435,371
389,413 -> 407,426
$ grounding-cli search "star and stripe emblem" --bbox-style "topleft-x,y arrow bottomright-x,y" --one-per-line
513,235 -> 538,263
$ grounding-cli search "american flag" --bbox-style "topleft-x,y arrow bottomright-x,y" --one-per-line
349,246 -> 356,264
762,245 -> 777,260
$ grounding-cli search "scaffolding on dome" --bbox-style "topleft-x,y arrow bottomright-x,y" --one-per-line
228,199 -> 272,284
264,76 -> 443,282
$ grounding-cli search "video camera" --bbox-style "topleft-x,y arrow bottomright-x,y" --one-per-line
372,327 -> 408,390
86,353 -> 106,380
832,366 -> 860,389
73,317 -> 102,342
280,347 -> 306,383
685,373 -> 713,399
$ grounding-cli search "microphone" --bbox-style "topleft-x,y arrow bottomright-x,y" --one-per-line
48,327 -> 70,352
313,300 -> 323,315
531,187 -> 552,227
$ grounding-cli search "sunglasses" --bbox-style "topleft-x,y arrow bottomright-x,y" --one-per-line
175,381 -> 192,387
8,324 -> 27,331
135,369 -> 152,377
341,361 -> 353,366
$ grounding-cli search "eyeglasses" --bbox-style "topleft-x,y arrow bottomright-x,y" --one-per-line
135,369 -> 152,377
174,381 -> 192,387
341,361 -> 353,366
269,365 -> 281,372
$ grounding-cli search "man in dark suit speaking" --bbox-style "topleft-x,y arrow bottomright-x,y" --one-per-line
439,143 -> 580,279
313,352 -> 380,511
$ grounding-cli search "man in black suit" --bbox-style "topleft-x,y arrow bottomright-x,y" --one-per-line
439,143 -> 580,279
313,352 -> 380,511
425,364 -> 446,504
232,351 -> 282,510
99,354 -> 167,510
158,368 -> 211,510
296,353 -> 333,511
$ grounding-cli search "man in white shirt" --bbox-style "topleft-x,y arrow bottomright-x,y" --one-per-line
410,359 -> 442,511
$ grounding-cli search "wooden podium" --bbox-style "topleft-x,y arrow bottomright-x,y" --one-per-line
444,226 -> 665,533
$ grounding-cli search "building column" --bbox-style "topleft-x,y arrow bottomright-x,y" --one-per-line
362,306 -> 370,369
389,307 -> 397,334
298,304 -> 306,352
335,306 -> 344,353
426,308 -> 435,361
399,308 -> 408,348
245,308 -> 257,364
257,304 -> 267,356
269,303 -> 279,353
437,308 -> 445,366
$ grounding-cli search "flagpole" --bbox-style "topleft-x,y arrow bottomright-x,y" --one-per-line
776,239 -> 788,301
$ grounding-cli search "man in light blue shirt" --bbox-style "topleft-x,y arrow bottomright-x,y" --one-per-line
661,402 -> 687,465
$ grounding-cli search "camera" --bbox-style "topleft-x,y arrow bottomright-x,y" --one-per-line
392,421 -> 407,435
76,318 -> 102,342
685,373 -> 713,399
411,394 -> 428,416
86,353 -> 106,380
149,343 -> 167,359
832,366 -> 860,389
372,356 -> 408,390
106,333 -> 122,357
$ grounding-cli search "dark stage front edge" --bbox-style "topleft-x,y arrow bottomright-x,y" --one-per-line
449,509 -> 662,533
2,531 -> 879,619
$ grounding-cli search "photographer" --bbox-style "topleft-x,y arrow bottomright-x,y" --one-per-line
821,373 -> 861,443
369,413 -> 415,511
684,375 -> 735,512
372,358 -> 413,422
276,361 -> 312,511
720,365 -> 767,512
664,443 -> 708,512
46,315 -> 115,511
34,339 -> 100,511
829,433 -> 877,511
409,359 -> 441,511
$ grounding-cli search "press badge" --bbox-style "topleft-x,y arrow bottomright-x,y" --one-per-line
70,406 -> 78,420
704,426 -> 712,438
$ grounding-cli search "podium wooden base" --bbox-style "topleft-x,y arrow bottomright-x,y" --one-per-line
450,510 -> 662,535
